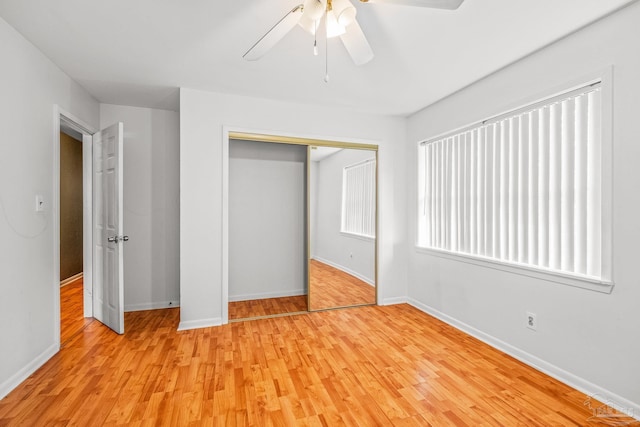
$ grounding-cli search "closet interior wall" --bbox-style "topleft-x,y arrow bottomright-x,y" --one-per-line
228,140 -> 308,303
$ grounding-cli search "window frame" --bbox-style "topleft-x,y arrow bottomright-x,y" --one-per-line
415,70 -> 613,293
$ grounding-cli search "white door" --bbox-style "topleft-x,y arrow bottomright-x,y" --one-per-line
92,122 -> 125,334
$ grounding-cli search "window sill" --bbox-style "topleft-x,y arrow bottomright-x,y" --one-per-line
414,246 -> 614,294
340,231 -> 375,242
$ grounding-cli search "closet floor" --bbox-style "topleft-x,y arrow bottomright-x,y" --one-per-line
229,295 -> 308,320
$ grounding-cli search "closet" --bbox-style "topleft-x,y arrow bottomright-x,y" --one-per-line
228,134 -> 377,321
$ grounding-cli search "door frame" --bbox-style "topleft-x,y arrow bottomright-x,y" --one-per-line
53,105 -> 97,347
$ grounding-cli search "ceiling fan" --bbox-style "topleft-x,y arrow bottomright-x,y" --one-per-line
243,0 -> 465,69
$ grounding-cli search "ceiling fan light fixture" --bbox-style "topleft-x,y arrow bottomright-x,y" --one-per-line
326,10 -> 346,38
332,0 -> 357,26
303,0 -> 326,20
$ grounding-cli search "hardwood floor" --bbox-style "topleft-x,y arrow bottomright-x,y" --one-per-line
309,259 -> 375,310
0,303 -> 623,426
229,295 -> 308,321
60,277 -> 94,346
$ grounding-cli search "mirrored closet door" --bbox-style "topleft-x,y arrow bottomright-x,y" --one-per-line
308,146 -> 377,311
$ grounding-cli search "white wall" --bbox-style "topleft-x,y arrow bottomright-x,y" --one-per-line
229,140 -> 306,301
313,149 -> 376,284
0,16 -> 99,398
406,2 -> 640,412
100,104 -> 180,311
180,89 -> 407,328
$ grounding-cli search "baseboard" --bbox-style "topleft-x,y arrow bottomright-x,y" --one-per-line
407,298 -> 640,420
60,272 -> 83,287
380,296 -> 408,306
229,289 -> 306,302
312,256 -> 375,286
124,300 -> 180,312
177,317 -> 222,331
0,343 -> 58,400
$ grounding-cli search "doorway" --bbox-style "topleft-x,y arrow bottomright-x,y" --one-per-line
59,125 -> 93,344
54,107 -> 127,345
54,110 -> 96,347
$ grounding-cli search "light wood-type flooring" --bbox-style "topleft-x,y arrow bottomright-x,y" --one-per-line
0,292 -> 624,425
229,295 -> 308,321
229,260 -> 376,320
60,277 -> 94,346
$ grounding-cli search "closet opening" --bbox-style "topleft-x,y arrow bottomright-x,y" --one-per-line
224,131 -> 378,323
228,140 -> 309,320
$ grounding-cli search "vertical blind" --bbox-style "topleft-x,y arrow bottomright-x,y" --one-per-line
342,158 -> 376,238
418,84 -> 602,279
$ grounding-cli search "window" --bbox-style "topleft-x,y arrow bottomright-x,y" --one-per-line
417,81 -> 611,288
342,158 -> 376,239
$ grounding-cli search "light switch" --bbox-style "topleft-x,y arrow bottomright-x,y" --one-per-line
35,195 -> 44,212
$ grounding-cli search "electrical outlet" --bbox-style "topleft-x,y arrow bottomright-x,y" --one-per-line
526,311 -> 537,331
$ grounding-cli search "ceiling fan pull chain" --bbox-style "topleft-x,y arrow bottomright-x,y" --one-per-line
324,5 -> 330,83
313,19 -> 319,56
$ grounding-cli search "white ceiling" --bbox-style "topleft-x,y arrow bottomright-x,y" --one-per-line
0,0 -> 635,115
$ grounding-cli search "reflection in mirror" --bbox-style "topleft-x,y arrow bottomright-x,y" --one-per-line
309,146 -> 376,311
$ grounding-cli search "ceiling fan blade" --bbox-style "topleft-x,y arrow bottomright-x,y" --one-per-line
243,4 -> 304,61
361,0 -> 464,10
340,20 -> 374,66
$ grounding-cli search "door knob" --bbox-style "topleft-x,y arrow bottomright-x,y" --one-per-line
107,235 -> 129,243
